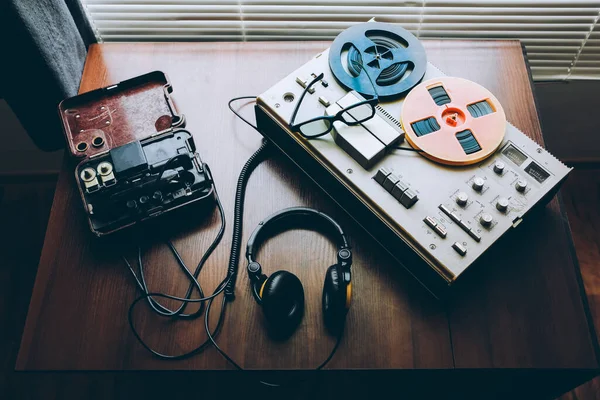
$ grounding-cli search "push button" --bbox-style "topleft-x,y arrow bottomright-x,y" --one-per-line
399,189 -> 419,209
391,181 -> 408,200
424,216 -> 447,238
452,242 -> 467,256
374,167 -> 418,209
318,96 -> 331,107
435,224 -> 448,238
374,167 -> 391,185
295,76 -> 315,93
424,216 -> 438,229
383,174 -> 400,191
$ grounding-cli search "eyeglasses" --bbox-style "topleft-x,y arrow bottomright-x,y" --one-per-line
289,62 -> 379,139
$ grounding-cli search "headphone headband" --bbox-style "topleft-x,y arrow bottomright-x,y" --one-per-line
245,207 -> 353,337
246,207 -> 349,263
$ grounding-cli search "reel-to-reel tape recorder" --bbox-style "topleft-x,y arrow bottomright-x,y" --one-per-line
255,22 -> 571,297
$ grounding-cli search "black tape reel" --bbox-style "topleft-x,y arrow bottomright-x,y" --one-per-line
329,22 -> 427,99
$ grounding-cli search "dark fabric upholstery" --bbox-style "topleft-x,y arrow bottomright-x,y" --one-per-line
0,0 -> 95,151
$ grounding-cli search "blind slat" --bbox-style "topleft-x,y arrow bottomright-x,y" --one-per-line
95,21 -> 596,32
82,0 -> 600,80
87,5 -> 600,15
86,0 -> 600,5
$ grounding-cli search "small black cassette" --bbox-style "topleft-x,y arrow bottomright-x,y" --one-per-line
328,22 -> 427,99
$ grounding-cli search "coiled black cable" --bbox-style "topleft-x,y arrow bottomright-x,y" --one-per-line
224,139 -> 270,300
122,96 -> 269,359
209,97 -> 344,384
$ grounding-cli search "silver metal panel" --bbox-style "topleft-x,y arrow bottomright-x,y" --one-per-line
257,48 -> 572,282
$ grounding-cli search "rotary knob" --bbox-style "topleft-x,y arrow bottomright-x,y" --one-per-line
496,197 -> 509,212
480,213 -> 493,227
152,191 -> 163,202
126,199 -> 138,210
472,177 -> 485,192
515,179 -> 528,192
456,192 -> 469,206
493,161 -> 505,175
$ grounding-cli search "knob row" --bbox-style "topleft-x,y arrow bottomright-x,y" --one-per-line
471,175 -> 528,193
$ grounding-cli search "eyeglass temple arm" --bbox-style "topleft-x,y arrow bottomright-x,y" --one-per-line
289,73 -> 325,127
349,60 -> 379,99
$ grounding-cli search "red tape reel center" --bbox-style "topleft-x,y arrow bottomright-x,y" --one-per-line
401,77 -> 506,166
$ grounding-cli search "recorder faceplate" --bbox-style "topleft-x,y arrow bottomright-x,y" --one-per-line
76,129 -> 213,236
256,47 -> 571,297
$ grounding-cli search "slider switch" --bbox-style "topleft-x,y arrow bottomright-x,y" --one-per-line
424,216 -> 447,238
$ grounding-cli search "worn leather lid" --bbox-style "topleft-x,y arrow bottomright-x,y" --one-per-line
59,71 -> 184,159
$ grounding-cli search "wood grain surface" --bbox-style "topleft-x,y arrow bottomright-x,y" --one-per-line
558,168 -> 600,400
563,169 -> 600,351
15,41 -> 599,373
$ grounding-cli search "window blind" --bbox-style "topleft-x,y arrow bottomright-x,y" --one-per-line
81,0 -> 600,80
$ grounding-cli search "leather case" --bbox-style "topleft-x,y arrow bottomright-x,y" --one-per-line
58,71 -> 214,237
59,71 -> 185,158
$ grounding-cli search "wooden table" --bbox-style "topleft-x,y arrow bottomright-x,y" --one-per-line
16,41 -> 599,397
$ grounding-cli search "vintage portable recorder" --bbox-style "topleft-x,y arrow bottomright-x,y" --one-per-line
255,22 -> 571,297
59,71 -> 214,236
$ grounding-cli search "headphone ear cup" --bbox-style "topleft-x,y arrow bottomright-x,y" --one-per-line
322,264 -> 348,336
260,270 -> 305,340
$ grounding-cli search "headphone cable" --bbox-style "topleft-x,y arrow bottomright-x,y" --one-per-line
203,97 -> 344,383
123,162 -> 225,319
122,112 -> 269,359
123,181 -> 230,359
205,294 -> 344,371
228,96 -> 261,131
224,139 -> 270,298
122,96 -> 345,373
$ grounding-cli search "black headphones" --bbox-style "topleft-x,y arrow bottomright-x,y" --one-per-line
246,207 -> 352,339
